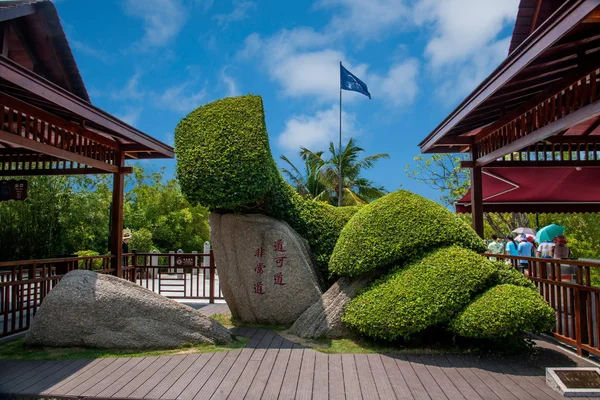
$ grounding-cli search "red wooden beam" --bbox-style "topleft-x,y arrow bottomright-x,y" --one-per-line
0,3 -> 36,23
461,160 -> 600,168
0,166 -> 133,176
0,129 -> 119,172
0,55 -> 174,158
476,98 -> 600,166
420,0 -> 600,152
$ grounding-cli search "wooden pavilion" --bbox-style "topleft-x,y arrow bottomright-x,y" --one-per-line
420,0 -> 600,238
0,0 -> 174,274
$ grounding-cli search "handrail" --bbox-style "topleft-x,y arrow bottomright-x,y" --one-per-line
485,252 -> 600,268
0,255 -> 114,268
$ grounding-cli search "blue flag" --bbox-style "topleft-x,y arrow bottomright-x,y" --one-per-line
340,64 -> 371,99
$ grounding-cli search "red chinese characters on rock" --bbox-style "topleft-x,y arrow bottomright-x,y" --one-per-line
274,256 -> 287,268
273,272 -> 286,286
254,247 -> 265,258
273,239 -> 286,253
254,263 -> 265,275
253,281 -> 265,295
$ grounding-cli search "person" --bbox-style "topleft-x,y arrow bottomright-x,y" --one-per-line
553,235 -> 571,259
518,234 -> 534,273
537,239 -> 555,258
505,235 -> 519,256
487,235 -> 503,261
122,228 -> 132,266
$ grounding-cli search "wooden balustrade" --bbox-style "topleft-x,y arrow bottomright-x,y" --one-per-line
486,253 -> 600,356
0,251 -> 223,338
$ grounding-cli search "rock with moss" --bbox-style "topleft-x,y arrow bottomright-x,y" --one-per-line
329,190 -> 486,277
450,284 -> 556,339
342,246 -> 497,341
175,95 -> 358,280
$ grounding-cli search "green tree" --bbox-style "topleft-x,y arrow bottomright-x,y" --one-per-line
281,138 -> 389,206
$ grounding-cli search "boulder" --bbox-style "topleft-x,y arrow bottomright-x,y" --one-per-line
25,270 -> 233,349
210,213 -> 324,325
289,274 -> 376,339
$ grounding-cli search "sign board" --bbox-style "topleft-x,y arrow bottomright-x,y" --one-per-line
0,180 -> 27,202
175,255 -> 196,267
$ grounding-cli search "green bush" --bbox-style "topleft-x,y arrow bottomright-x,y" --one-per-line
130,228 -> 154,253
329,190 -> 486,277
175,95 -> 280,210
74,250 -> 103,270
342,246 -> 496,340
488,261 -> 536,290
450,284 -> 556,339
174,95 -> 359,278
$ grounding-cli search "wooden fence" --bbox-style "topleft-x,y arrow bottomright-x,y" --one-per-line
0,251 -> 223,338
486,253 -> 600,357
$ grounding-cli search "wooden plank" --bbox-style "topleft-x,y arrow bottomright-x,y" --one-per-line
393,355 -> 431,400
38,358 -> 105,395
430,357 -> 484,400
367,355 -> 396,400
355,354 -> 379,400
128,355 -> 190,399
455,356 -> 519,400
469,357 -> 545,400
0,360 -> 38,382
209,343 -> 258,399
161,353 -> 214,399
328,354 -> 345,400
250,330 -> 277,361
243,335 -> 283,400
13,359 -> 88,395
493,358 -> 565,400
80,357 -> 143,397
0,361 -> 55,392
380,354 -> 414,400
111,356 -> 171,399
312,351 -> 329,400
443,355 -> 502,400
3,360 -> 77,394
413,355 -> 464,400
194,350 -> 243,400
178,351 -> 227,400
342,354 -> 362,400
64,357 -> 131,396
405,354 -> 449,400
295,349 -> 316,400
260,348 -> 291,400
144,354 -> 201,399
226,359 -> 260,400
485,358 -> 555,400
277,347 -> 304,400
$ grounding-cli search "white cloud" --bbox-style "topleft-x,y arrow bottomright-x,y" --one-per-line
111,72 -> 145,101
157,82 -> 207,113
415,0 -> 518,66
70,40 -> 109,62
221,68 -> 240,97
316,0 -> 410,42
124,0 -> 188,48
214,0 -> 256,26
278,106 -> 358,151
117,107 -> 143,126
370,59 -> 420,107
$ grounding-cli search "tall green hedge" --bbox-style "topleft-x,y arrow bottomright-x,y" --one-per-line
450,284 -> 556,339
329,190 -> 486,277
342,246 -> 496,340
174,95 -> 358,277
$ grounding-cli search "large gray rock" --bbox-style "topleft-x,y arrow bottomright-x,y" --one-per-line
289,274 -> 375,339
25,270 -> 232,349
210,213 -> 324,325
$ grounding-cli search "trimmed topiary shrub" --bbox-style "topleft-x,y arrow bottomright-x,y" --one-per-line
329,190 -> 486,277
174,95 -> 359,278
489,261 -> 536,290
341,246 -> 496,340
450,284 -> 556,339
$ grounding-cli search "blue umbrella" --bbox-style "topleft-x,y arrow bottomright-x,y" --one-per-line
535,224 -> 565,243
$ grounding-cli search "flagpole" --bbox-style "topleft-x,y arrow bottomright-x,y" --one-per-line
338,61 -> 343,207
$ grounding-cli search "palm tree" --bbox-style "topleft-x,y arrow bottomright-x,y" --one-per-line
280,149 -> 330,202
324,138 -> 389,206
280,138 -> 389,206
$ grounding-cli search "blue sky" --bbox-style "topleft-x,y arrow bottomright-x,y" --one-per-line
54,0 -> 520,202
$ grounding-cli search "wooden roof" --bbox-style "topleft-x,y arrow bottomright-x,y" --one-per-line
0,0 -> 89,102
420,0 -> 600,154
509,0 -> 565,54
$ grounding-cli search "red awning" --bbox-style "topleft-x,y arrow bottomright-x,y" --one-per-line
456,167 -> 600,214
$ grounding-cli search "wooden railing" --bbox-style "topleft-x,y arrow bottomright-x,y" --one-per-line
0,251 -> 223,338
485,253 -> 600,357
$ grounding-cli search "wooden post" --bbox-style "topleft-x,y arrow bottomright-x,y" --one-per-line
575,267 -> 590,356
470,146 -> 484,238
209,250 -> 215,304
110,151 -> 124,278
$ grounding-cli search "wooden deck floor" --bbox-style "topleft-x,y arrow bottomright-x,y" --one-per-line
1,304 -> 598,399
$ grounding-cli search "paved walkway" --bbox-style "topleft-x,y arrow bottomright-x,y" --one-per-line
0,305 -> 598,399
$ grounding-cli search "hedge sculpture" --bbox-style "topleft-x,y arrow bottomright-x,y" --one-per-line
175,95 -> 358,278
175,94 -> 556,342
